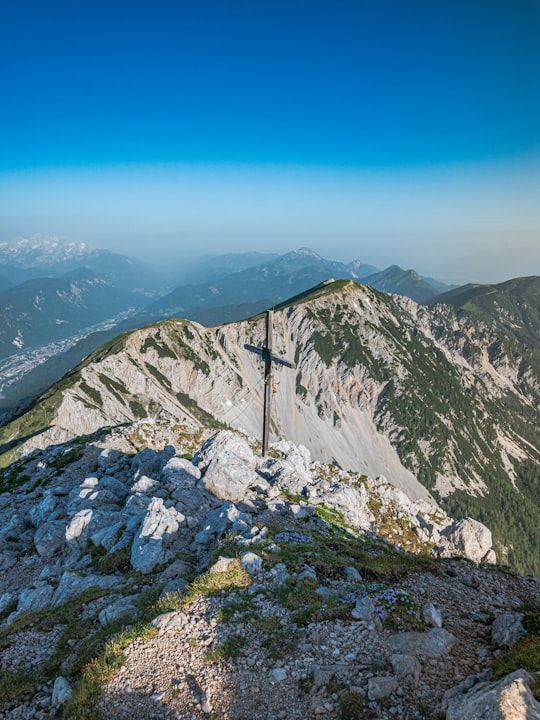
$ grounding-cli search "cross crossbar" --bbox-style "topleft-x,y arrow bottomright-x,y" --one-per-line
245,309 -> 296,455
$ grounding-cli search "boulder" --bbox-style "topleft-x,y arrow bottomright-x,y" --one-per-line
151,610 -> 188,635
437,518 -> 494,563
52,571 -> 119,606
34,520 -> 66,558
161,456 -> 201,491
98,596 -> 139,626
317,484 -> 374,531
192,503 -> 242,550
389,628 -> 457,658
442,669 -> 540,719
240,551 -> 263,575
491,614 -> 526,647
368,676 -> 398,700
421,602 -> 443,628
29,494 -> 58,527
200,451 -> 259,502
52,677 -> 73,706
131,498 -> 182,574
197,431 -> 256,472
16,583 -> 55,614
391,654 -> 421,685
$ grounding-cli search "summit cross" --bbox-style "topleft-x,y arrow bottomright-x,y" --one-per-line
244,309 -> 296,456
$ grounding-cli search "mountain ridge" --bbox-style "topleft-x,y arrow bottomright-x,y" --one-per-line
1,279 -> 538,573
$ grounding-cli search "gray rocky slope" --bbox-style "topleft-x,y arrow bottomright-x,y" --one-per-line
2,279 -> 538,572
0,423 -> 539,719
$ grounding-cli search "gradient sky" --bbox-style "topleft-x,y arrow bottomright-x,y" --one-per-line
1,0 -> 539,283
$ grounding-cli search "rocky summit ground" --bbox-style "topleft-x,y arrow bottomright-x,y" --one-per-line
0,420 -> 539,719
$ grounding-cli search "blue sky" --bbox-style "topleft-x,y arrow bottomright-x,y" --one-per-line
1,0 -> 539,282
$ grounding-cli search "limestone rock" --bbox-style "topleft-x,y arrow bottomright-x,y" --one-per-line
151,610 -> 188,635
34,520 -> 66,558
240,551 -> 263,575
391,653 -> 421,685
442,669 -> 540,720
200,452 -> 259,502
52,571 -> 119,606
421,602 -> 443,628
368,675 -> 398,700
437,518 -> 494,563
130,497 -> 182,574
52,676 -> 73,706
389,628 -> 457,658
98,596 -> 139,627
491,614 -> 526,647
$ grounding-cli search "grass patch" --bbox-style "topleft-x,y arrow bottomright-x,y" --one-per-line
275,577 -> 325,626
204,635 -> 246,663
339,690 -> 375,719
491,634 -> 540,695
49,446 -> 82,470
180,559 -> 252,607
217,597 -> 256,622
0,669 -> 36,706
64,623 -> 157,720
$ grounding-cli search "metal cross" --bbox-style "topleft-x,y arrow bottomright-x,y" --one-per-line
244,309 -> 296,456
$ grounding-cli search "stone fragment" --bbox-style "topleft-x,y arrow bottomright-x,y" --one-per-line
98,596 -> 139,626
209,556 -> 235,574
130,497 -> 181,574
442,669 -> 540,720
368,676 -> 398,700
269,668 -> 287,682
391,654 -> 421,685
52,677 -> 73,706
151,610 -> 188,635
352,596 -> 375,621
240,552 -> 263,575
491,614 -> 526,647
34,520 -> 66,558
389,628 -> 457,658
421,602 -> 443,628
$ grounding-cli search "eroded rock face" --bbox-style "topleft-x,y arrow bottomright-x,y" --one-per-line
198,432 -> 259,501
131,498 -> 184,574
442,670 -> 540,720
437,518 -> 494,564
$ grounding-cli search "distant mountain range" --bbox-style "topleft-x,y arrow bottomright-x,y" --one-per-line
6,234 -> 534,427
141,248 -> 453,326
1,276 -> 538,575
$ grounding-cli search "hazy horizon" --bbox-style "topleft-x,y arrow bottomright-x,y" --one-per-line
1,0 -> 539,286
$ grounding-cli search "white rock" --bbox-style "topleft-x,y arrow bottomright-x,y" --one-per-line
52,677 -> 73,706
130,497 -> 181,574
240,552 -> 263,575
421,602 -> 443,628
151,610 -> 188,635
443,670 -> 540,720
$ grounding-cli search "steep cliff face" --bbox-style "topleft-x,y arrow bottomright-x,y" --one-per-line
1,280 -> 538,571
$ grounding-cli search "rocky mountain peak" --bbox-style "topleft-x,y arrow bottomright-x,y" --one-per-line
0,422 -> 538,719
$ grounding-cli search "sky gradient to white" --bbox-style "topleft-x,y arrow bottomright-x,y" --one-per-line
1,0 -> 539,284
